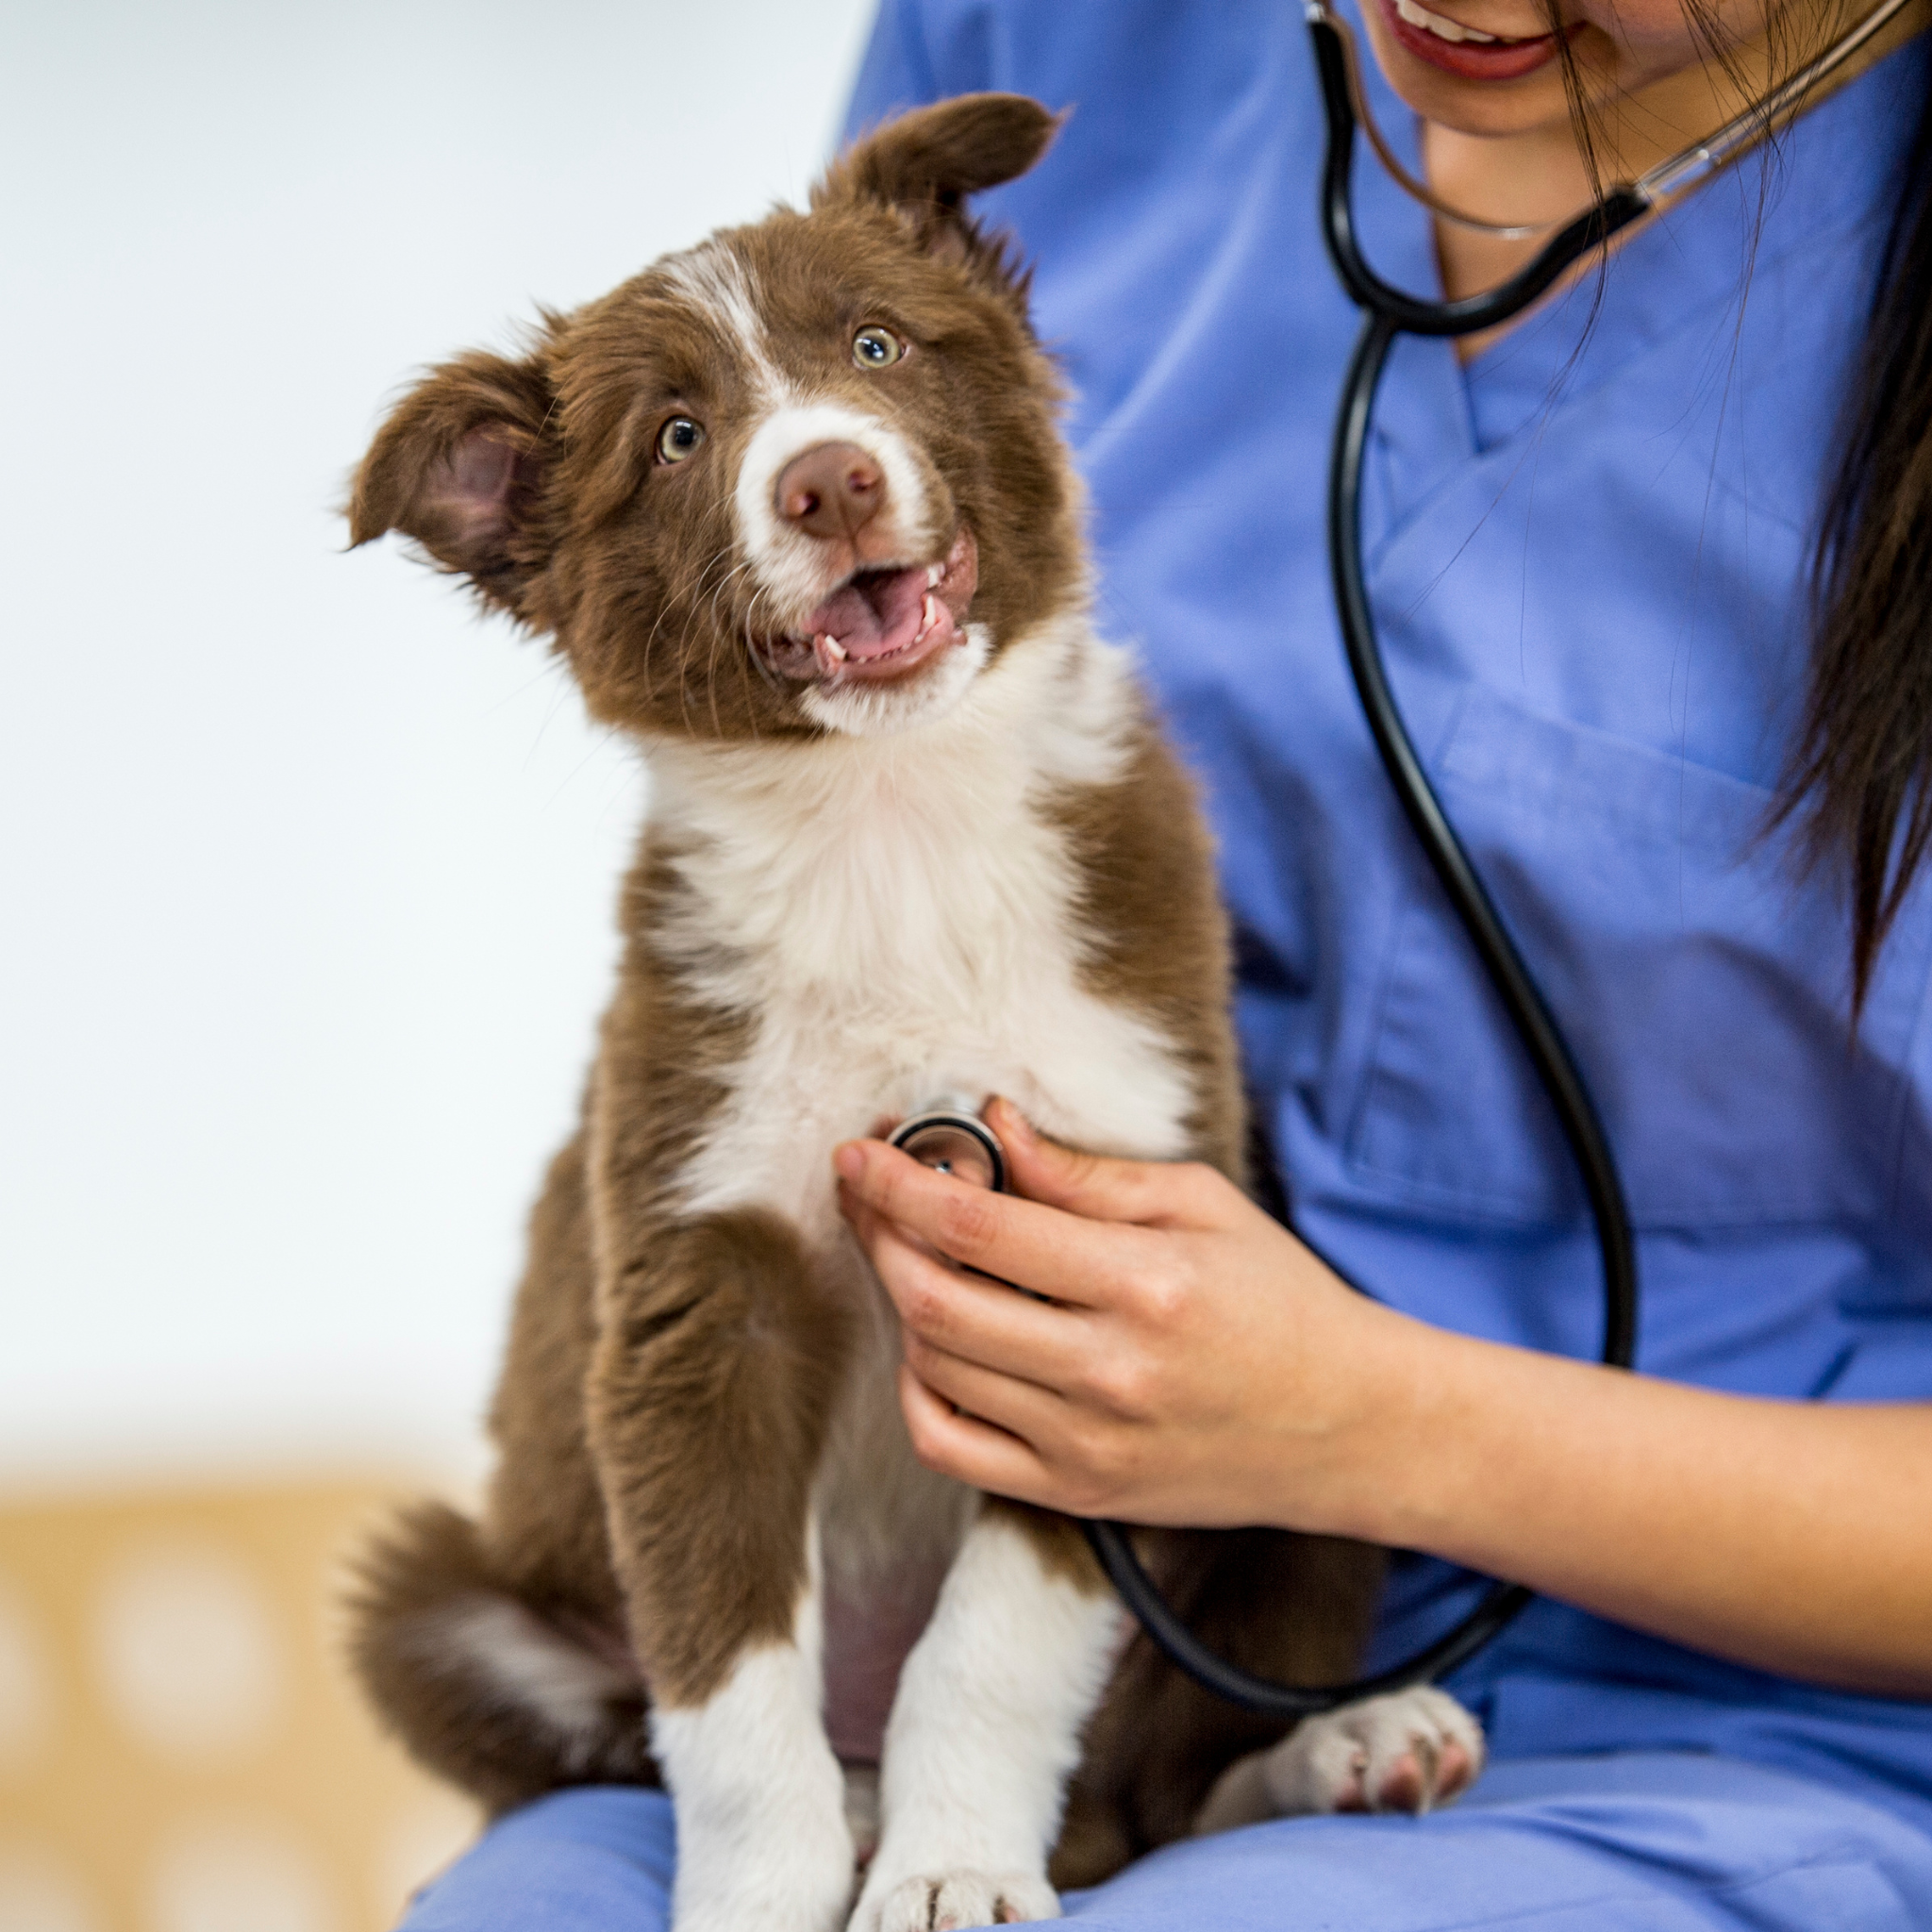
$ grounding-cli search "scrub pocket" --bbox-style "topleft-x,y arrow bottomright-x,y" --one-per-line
1344,686 -> 1932,1229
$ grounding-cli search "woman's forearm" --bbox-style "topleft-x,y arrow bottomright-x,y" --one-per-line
1341,1307 -> 1932,1697
837,1113 -> 1932,1700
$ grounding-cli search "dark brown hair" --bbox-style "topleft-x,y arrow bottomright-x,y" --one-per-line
1775,64 -> 1932,1006
1556,3 -> 1932,1009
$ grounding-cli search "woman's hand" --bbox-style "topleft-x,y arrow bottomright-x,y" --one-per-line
837,1097 -> 1932,1695
833,1097 -> 1407,1531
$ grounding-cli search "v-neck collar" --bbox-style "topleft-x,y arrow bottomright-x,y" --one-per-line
1335,0 -> 1928,531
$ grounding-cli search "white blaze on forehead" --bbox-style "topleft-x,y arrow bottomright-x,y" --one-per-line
657,241 -> 782,393
658,239 -> 941,634
735,399 -> 938,624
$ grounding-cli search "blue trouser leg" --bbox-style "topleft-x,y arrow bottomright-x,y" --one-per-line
401,1787 -> 677,1932
398,1754 -> 1932,1931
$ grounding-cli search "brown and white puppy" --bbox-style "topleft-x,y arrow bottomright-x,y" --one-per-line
347,93 -> 1481,1932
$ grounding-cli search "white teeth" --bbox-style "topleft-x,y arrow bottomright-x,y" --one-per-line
818,633 -> 846,663
1394,0 -> 1502,42
920,593 -> 939,638
926,563 -> 942,587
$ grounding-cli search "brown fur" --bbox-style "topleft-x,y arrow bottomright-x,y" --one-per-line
347,107 -> 1075,749
477,1129 -> 621,1628
351,1499 -> 656,1813
1050,724 -> 1248,1169
346,92 -> 1386,1877
589,1207 -> 852,1705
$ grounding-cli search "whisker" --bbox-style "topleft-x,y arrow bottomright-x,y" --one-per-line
670,548 -> 743,740
744,586 -> 784,697
704,608 -> 726,741
707,557 -> 756,640
635,586 -> 681,714
737,585 -> 776,732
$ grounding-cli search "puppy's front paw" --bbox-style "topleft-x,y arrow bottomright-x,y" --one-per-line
1195,1687 -> 1485,1832
853,1869 -> 1058,1932
672,1817 -> 857,1932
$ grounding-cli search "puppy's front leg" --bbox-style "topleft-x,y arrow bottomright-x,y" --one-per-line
590,1209 -> 855,1932
852,1502 -> 1126,1932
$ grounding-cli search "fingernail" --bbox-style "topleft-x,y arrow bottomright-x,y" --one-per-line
991,1096 -> 1034,1142
834,1142 -> 866,1183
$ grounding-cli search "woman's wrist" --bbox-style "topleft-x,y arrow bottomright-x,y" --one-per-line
1259,1284 -> 1480,1547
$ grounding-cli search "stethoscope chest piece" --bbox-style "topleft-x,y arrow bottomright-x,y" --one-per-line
888,1107 -> 1009,1195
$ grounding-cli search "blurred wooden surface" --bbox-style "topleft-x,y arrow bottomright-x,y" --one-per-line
0,1479 -> 479,1932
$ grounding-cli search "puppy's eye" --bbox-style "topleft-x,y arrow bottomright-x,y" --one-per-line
852,326 -> 905,370
656,415 -> 705,464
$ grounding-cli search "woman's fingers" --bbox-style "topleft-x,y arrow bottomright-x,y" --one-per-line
899,1350 -> 1135,1519
835,1137 -> 1141,1307
986,1098 -> 1229,1227
834,1113 -> 1311,1527
851,1197 -> 1094,1391
896,1365 -> 1063,1507
897,1327 -> 1072,1445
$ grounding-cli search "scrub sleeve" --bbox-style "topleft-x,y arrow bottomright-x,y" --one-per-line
395,1 -> 1932,1924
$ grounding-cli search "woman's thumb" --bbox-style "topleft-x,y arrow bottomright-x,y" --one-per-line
988,1097 -> 1168,1224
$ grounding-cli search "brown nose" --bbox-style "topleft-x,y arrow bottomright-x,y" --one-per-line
775,441 -> 884,541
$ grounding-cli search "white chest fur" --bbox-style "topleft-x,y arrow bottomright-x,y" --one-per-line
648,617 -> 1195,1249
641,619 -> 1197,1601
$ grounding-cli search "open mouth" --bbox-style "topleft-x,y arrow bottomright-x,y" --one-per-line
1379,0 -> 1574,78
758,528 -> 979,688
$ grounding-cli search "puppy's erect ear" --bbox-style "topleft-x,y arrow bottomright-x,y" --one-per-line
813,92 -> 1062,265
348,348 -> 556,621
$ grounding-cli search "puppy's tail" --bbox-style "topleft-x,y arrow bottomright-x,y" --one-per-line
347,1500 -> 657,1813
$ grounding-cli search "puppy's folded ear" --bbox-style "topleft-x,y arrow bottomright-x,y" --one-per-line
348,349 -> 556,622
814,92 -> 1062,264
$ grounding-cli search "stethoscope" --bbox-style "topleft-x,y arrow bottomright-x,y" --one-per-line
896,0 -> 1919,1721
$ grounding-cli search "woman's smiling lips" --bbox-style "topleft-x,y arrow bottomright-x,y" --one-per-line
1378,0 -> 1576,80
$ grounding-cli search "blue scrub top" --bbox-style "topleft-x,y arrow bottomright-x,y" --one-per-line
846,0 -> 1932,1836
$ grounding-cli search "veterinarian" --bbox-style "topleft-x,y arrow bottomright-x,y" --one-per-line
401,0 -> 1932,1925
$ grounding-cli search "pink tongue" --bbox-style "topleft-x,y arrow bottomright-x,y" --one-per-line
802,567 -> 926,661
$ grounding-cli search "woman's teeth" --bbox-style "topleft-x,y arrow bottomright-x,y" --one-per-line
1393,0 -> 1515,42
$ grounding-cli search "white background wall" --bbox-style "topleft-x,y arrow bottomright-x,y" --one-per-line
0,0 -> 878,1486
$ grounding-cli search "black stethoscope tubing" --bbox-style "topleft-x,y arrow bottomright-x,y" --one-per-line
1077,8 -> 1646,1720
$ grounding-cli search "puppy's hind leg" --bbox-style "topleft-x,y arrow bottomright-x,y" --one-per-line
591,1208 -> 857,1932
851,1502 -> 1126,1932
